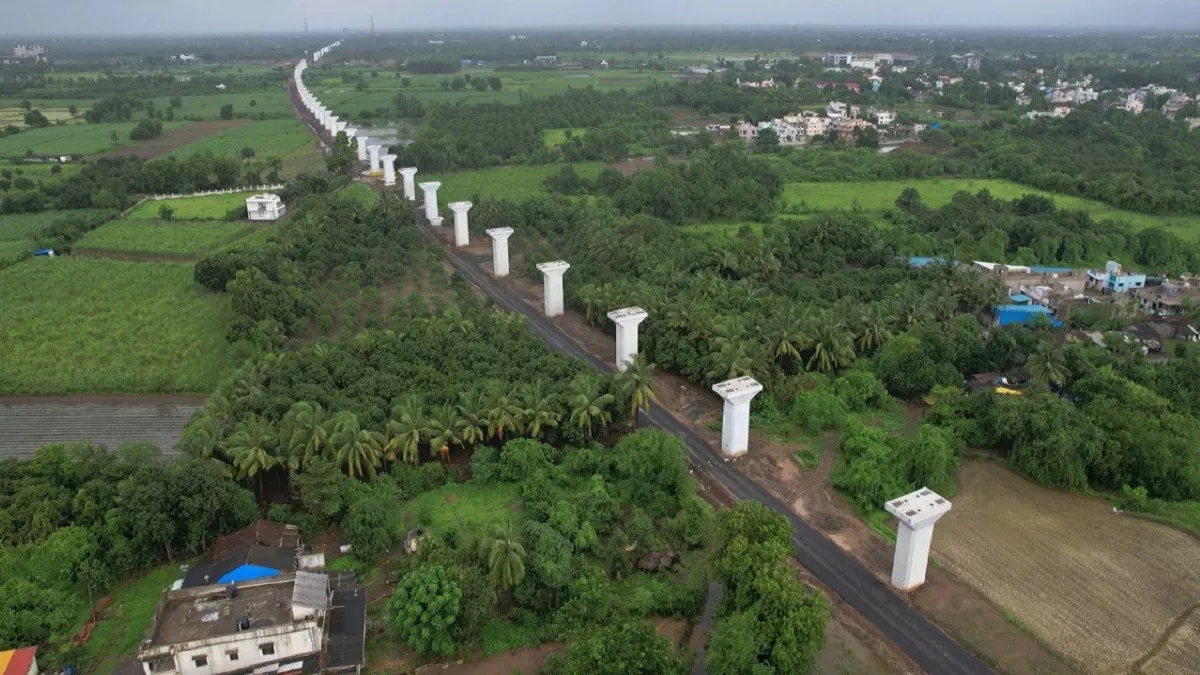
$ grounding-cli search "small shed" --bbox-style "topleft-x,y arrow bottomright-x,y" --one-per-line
247,193 -> 286,221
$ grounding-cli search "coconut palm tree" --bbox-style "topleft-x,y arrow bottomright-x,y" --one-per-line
765,311 -> 811,370
483,382 -> 523,442
224,415 -> 280,494
620,354 -> 656,418
278,401 -> 332,470
519,380 -> 561,440
330,411 -> 384,480
479,520 -> 526,591
807,321 -> 856,374
1026,343 -> 1070,389
706,338 -> 762,383
178,410 -> 232,477
423,403 -> 466,461
568,375 -> 615,439
456,390 -> 488,448
384,396 -> 425,466
855,305 -> 895,354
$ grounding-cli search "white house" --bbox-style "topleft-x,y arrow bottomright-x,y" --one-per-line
873,109 -> 895,126
246,194 -> 286,222
826,101 -> 848,120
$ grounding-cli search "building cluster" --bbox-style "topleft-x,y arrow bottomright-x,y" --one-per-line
135,520 -> 365,675
10,44 -> 46,60
728,101 -> 907,146
821,51 -> 917,72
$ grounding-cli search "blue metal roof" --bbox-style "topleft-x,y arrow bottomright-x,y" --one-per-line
995,304 -> 1063,328
1009,294 -> 1032,304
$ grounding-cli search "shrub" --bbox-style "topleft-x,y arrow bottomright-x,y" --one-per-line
129,118 -> 164,141
386,564 -> 461,655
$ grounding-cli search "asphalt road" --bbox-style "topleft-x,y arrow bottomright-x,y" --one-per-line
418,223 -> 994,675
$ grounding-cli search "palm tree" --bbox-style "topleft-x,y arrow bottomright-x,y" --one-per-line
806,321 -> 856,374
568,375 -> 615,439
456,390 -> 488,448
384,396 -> 425,466
765,311 -> 811,370
224,415 -> 280,494
855,305 -> 894,354
441,306 -> 476,334
519,380 -> 561,439
706,338 -> 761,382
483,382 -> 522,442
330,411 -> 384,480
278,401 -> 332,470
620,354 -> 656,418
1026,343 -> 1070,388
178,410 -> 232,477
479,520 -> 526,591
423,403 -> 467,461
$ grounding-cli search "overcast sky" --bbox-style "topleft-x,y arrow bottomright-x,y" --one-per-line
4,0 -> 1199,36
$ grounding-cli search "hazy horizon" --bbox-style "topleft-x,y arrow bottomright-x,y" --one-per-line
4,0 -> 1200,37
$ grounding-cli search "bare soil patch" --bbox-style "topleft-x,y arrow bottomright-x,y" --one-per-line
934,460 -> 1200,674
99,120 -> 248,160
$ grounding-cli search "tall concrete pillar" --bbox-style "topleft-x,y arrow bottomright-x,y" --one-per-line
536,261 -> 570,317
356,136 -> 369,162
344,126 -> 358,140
486,228 -> 513,277
382,155 -> 397,186
419,182 -> 441,223
712,377 -> 763,458
399,168 -> 419,201
607,307 -> 648,372
368,145 -> 382,174
885,488 -> 951,591
449,201 -> 472,247
328,115 -> 341,136
335,121 -> 348,138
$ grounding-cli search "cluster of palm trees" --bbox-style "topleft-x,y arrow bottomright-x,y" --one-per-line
182,361 -> 657,488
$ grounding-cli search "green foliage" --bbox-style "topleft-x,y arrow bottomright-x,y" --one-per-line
500,438 -> 555,482
550,621 -> 686,675
75,219 -> 255,257
831,421 -> 961,512
344,495 -> 399,562
610,429 -> 691,518
386,564 -> 462,656
129,118 -> 163,141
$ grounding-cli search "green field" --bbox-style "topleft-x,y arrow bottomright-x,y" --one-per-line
168,118 -> 317,164
428,162 -> 606,204
72,563 -> 182,674
781,179 -> 1200,239
75,219 -> 256,257
127,192 -> 257,220
311,68 -> 672,115
543,128 -> 587,147
151,91 -> 295,121
0,258 -> 239,394
2,160 -> 83,185
0,122 -> 189,157
402,482 -> 522,537
220,224 -> 278,251
338,181 -> 379,207
0,209 -> 112,261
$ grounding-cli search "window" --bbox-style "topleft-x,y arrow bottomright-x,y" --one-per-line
260,642 -> 276,656
192,654 -> 208,668
226,649 -> 239,661
149,658 -> 174,673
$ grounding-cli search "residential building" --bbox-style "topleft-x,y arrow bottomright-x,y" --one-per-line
1016,94 -> 1032,106
247,194 -> 287,222
0,647 -> 38,675
873,109 -> 895,126
734,121 -> 759,142
533,55 -> 557,66
736,78 -> 777,89
1134,283 -> 1200,315
1086,261 -> 1147,294
801,116 -> 827,137
136,571 -> 366,675
868,74 -> 883,91
1164,93 -> 1192,118
184,521 -> 300,588
837,118 -> 875,141
12,44 -> 46,59
1126,98 -> 1145,114
951,53 -> 982,71
823,52 -> 855,66
825,101 -> 848,120
849,57 -> 877,70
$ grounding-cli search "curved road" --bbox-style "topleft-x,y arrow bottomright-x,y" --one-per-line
418,226 -> 993,675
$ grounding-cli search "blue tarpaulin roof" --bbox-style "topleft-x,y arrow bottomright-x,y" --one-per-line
995,304 -> 1063,328
1029,266 -> 1073,275
218,564 -> 281,585
1009,294 -> 1032,304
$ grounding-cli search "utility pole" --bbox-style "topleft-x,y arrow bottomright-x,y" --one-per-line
304,17 -> 309,36
370,16 -> 376,40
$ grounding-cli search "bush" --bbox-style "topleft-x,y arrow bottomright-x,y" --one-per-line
386,564 -> 461,655
790,387 -> 848,434
158,204 -> 175,221
129,118 -> 164,141
481,615 -> 547,656
500,438 -> 554,482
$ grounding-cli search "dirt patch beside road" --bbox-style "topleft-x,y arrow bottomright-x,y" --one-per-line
99,120 -> 248,160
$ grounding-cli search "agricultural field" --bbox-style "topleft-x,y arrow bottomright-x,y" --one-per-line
167,118 -> 323,176
74,219 -> 257,257
311,68 -> 673,114
126,192 -> 257,220
427,162 -> 606,204
0,258 -> 239,394
150,90 -> 295,120
780,179 -> 1200,238
933,460 -> 1200,674
543,128 -> 586,147
0,209 -> 112,261
2,159 -> 83,185
0,106 -> 81,127
0,121 -> 189,157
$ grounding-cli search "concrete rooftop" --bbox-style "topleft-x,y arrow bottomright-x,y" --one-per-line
885,487 -> 951,528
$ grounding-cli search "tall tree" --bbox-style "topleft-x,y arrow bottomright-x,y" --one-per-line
568,375 -> 615,439
478,520 -> 526,591
331,411 -> 384,480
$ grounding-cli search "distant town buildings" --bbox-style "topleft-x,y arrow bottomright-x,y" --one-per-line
951,53 -> 982,71
534,55 -> 557,66
11,44 -> 46,60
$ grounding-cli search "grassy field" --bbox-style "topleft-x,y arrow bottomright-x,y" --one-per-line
312,68 -> 672,115
127,192 -> 257,220
0,209 -> 112,261
338,181 -> 379,207
934,460 -> 1200,674
75,219 -> 256,257
220,224 -> 279,251
73,563 -> 182,675
2,160 -> 83,185
150,91 -> 295,121
0,258 -> 239,394
428,162 -> 606,204
781,179 -> 1200,238
168,119 -> 319,172
543,128 -> 586,147
0,122 -> 189,157
401,482 -> 522,538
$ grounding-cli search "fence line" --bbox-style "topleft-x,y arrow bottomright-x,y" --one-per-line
143,184 -> 286,201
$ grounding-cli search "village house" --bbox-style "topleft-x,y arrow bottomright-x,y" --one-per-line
0,647 -> 37,675
1134,282 -> 1200,316
247,194 -> 286,222
1087,261 -> 1147,294
837,118 -> 875,141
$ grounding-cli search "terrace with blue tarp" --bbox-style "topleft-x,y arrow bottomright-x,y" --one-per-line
995,304 -> 1064,328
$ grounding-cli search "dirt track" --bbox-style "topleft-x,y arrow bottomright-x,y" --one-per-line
99,120 -> 247,160
0,395 -> 203,458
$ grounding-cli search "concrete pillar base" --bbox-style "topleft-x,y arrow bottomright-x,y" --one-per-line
449,201 -> 473,247
608,308 -> 648,372
486,227 -> 514,277
712,377 -> 763,458
536,261 -> 570,317
885,488 -> 951,591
